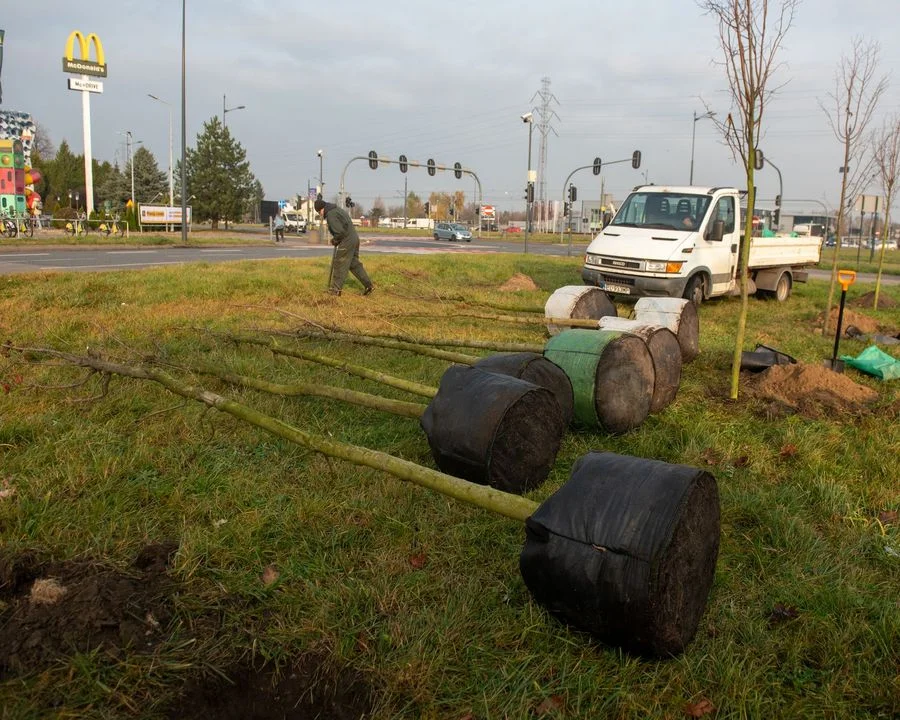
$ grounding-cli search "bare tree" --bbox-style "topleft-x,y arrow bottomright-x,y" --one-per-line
819,37 -> 888,331
699,0 -> 799,399
871,114 -> 900,309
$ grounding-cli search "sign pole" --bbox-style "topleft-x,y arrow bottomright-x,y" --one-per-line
81,76 -> 94,216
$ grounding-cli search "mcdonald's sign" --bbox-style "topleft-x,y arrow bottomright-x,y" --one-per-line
62,30 -> 106,77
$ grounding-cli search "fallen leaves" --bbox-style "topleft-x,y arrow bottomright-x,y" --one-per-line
261,565 -> 280,586
768,603 -> 800,627
534,694 -> 565,716
684,697 -> 716,717
408,551 -> 427,569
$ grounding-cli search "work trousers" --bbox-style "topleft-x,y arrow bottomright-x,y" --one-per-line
330,236 -> 372,292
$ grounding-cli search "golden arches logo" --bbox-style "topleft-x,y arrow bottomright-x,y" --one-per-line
62,30 -> 107,77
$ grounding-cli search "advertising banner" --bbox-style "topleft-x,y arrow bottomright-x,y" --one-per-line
139,205 -> 192,225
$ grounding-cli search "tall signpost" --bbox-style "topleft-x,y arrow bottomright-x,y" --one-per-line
62,31 -> 106,217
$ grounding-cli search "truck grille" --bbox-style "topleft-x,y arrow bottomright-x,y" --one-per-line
601,257 -> 641,270
601,274 -> 635,286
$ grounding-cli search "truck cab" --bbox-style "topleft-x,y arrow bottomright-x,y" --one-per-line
582,186 -> 819,303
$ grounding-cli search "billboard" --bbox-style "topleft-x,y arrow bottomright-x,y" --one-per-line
139,205 -> 192,225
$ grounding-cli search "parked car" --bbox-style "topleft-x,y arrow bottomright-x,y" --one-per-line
434,222 -> 472,242
504,225 -> 522,233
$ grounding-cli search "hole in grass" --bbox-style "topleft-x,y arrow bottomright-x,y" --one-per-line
164,652 -> 377,720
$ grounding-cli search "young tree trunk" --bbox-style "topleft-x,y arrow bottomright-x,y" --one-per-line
23,348 -> 538,522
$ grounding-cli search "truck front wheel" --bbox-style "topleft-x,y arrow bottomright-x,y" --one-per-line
683,275 -> 705,306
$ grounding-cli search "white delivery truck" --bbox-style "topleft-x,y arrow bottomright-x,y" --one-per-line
582,186 -> 821,303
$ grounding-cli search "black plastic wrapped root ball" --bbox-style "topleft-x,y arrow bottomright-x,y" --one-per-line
473,352 -> 575,427
420,366 -> 566,494
519,452 -> 720,657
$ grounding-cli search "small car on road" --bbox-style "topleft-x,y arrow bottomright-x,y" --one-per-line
434,222 -> 472,242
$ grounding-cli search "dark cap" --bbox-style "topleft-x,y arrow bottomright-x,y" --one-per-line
314,199 -> 326,212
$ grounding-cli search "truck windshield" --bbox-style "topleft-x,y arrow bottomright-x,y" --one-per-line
610,192 -> 713,231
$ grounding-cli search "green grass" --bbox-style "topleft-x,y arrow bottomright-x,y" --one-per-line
0,255 -> 898,718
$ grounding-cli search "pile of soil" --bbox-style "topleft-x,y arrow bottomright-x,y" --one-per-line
816,307 -> 880,335
743,363 -> 879,418
0,541 -> 178,676
499,273 -> 539,292
853,290 -> 898,309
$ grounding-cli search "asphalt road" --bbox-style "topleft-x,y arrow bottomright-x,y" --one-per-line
0,234 -> 588,274
0,235 -> 896,286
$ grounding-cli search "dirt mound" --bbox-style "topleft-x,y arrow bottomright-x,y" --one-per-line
816,307 -> 880,334
853,290 -> 898,309
499,273 -> 538,292
166,653 -> 377,720
0,541 -> 178,676
743,362 -> 879,418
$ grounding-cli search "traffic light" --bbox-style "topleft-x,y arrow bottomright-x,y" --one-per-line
775,194 -> 782,207
773,209 -> 780,227
753,148 -> 764,170
399,154 -> 408,173
454,162 -> 462,179
427,158 -> 436,177
368,150 -> 378,170
564,201 -> 570,216
449,206 -> 455,217
525,183 -> 534,203
631,150 -> 642,169
345,196 -> 354,208
593,157 -> 602,176
568,185 -> 577,202
424,201 -> 430,216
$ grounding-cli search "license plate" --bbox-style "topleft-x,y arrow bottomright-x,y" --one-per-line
603,283 -> 631,295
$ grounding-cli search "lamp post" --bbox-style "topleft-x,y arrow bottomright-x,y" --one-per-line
118,130 -> 142,204
222,94 -> 246,128
689,110 -> 716,185
148,93 -> 175,209
317,149 -> 325,244
521,112 -> 534,254
181,0 -> 187,243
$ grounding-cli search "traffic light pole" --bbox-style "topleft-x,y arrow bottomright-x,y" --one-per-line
560,156 -> 635,256
763,157 -> 783,231
338,155 -> 482,231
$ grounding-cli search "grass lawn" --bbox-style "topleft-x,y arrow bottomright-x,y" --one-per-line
0,254 -> 898,718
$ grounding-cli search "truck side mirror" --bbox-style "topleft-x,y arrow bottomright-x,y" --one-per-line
707,219 -> 725,242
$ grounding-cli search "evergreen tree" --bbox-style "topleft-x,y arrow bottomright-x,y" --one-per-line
127,146 -> 167,204
184,117 -> 258,229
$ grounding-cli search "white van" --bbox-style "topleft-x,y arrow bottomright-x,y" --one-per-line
282,211 -> 307,234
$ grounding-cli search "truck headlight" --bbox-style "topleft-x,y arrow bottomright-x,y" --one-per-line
645,261 -> 666,272
646,260 -> 684,273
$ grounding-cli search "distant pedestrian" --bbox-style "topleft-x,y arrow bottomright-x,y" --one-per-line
273,210 -> 285,242
315,198 -> 373,296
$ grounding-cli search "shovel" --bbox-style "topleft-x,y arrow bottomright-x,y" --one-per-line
824,269 -> 856,372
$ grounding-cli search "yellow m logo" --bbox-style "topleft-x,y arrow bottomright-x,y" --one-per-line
62,31 -> 107,77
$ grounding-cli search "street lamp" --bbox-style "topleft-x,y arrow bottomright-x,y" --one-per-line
222,94 -> 246,128
689,110 -> 716,185
317,150 -> 325,243
148,93 -> 174,208
117,130 -> 142,203
522,112 -> 534,253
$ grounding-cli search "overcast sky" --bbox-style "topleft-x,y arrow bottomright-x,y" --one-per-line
3,0 -> 899,214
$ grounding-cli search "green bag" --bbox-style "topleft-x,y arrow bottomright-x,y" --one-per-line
839,345 -> 900,380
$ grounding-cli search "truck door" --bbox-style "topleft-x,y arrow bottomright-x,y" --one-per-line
698,195 -> 739,295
